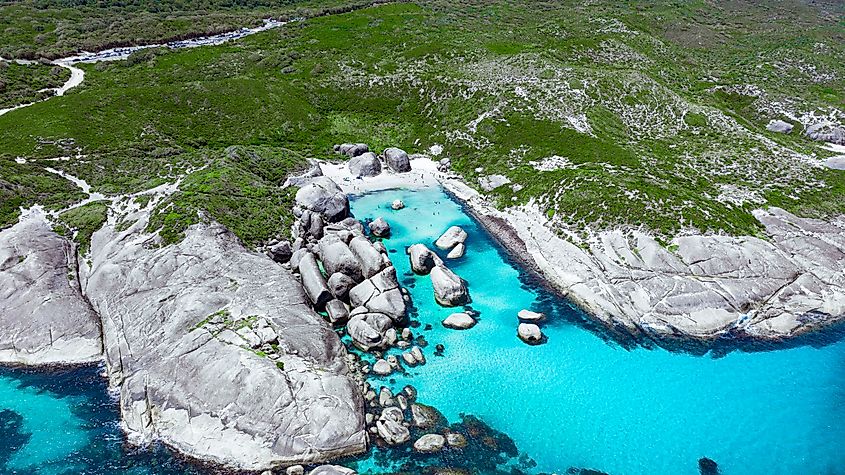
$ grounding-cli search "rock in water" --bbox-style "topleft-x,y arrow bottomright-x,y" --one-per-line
442,312 -> 477,330
446,243 -> 465,259
413,434 -> 446,453
383,147 -> 411,173
430,265 -> 469,306
446,432 -> 467,448
391,200 -> 405,210
766,119 -> 793,134
408,244 -> 442,275
435,226 -> 468,250
698,457 -> 719,475
517,309 -> 546,322
83,218 -> 366,470
411,403 -> 445,429
309,465 -> 357,475
348,152 -> 382,178
0,214 -> 102,365
295,177 -> 349,222
372,359 -> 393,376
369,217 -> 390,237
517,323 -> 544,345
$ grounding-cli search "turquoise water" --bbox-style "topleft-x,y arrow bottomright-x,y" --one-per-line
349,186 -> 845,475
0,366 -> 203,474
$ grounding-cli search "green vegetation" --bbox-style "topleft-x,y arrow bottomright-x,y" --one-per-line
0,60 -> 70,108
54,200 -> 109,254
0,0 -> 843,244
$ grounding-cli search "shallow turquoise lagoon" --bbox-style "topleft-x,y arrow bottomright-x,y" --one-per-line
349,186 -> 845,475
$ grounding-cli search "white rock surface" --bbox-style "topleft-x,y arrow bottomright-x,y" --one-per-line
413,434 -> 446,453
446,243 -> 466,259
0,213 -> 102,365
430,265 -> 470,307
435,226 -> 468,250
81,213 -> 366,470
517,323 -> 544,344
518,310 -> 545,322
442,312 -> 477,329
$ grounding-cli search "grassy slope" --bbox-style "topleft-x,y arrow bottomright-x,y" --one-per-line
0,0 -> 842,245
0,60 -> 70,108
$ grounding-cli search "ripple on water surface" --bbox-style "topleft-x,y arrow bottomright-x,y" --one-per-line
348,185 -> 845,475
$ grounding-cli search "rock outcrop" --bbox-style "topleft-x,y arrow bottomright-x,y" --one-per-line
0,212 -> 102,365
805,122 -> 845,145
435,226 -> 467,250
81,215 -> 366,470
348,152 -> 382,178
430,265 -> 470,307
408,244 -> 441,275
295,177 -> 350,223
383,147 -> 411,173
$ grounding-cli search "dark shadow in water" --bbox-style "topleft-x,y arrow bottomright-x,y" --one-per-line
0,365 -> 236,474
0,409 -> 30,469
427,187 -> 845,358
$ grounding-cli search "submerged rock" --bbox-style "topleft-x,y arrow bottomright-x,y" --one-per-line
430,265 -> 470,306
446,432 -> 467,448
348,152 -> 382,178
411,403 -> 445,429
414,433 -> 446,453
435,226 -> 468,250
0,214 -> 102,365
698,457 -> 719,475
442,312 -> 477,330
517,323 -> 544,345
383,147 -> 411,173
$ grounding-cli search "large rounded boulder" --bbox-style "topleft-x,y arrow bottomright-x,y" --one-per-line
348,152 -> 382,178
295,177 -> 349,222
383,147 -> 411,173
430,265 -> 469,306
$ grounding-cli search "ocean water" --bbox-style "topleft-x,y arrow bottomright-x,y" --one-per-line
0,366 -> 204,474
348,186 -> 845,475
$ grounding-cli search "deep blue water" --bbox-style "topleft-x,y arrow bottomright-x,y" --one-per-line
347,186 -> 845,475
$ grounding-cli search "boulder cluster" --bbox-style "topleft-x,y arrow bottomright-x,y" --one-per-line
517,309 -> 547,345
335,143 -> 412,177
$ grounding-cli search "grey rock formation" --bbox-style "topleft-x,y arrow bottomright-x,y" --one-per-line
295,177 -> 349,223
435,226 -> 468,250
766,119 -> 793,134
368,217 -> 390,238
347,312 -> 393,351
327,272 -> 356,301
824,156 -> 845,170
413,434 -> 445,453
430,265 -> 469,306
446,243 -> 465,259
283,163 -> 323,188
348,236 -> 385,278
348,152 -> 382,178
318,234 -> 364,282
805,122 -> 845,145
0,214 -> 102,365
268,240 -> 293,264
325,299 -> 350,325
517,323 -> 544,344
408,244 -> 442,275
410,403 -> 443,429
517,310 -> 545,323
391,200 -> 405,210
442,312 -> 476,330
478,174 -> 511,191
383,147 -> 411,173
298,252 -> 333,309
372,359 -> 393,376
82,216 -> 366,470
348,267 -> 406,322
309,465 -> 357,475
446,432 -> 467,448
338,143 -> 369,157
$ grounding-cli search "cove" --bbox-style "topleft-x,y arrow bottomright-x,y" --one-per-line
0,366 -> 204,474
347,185 -> 845,475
